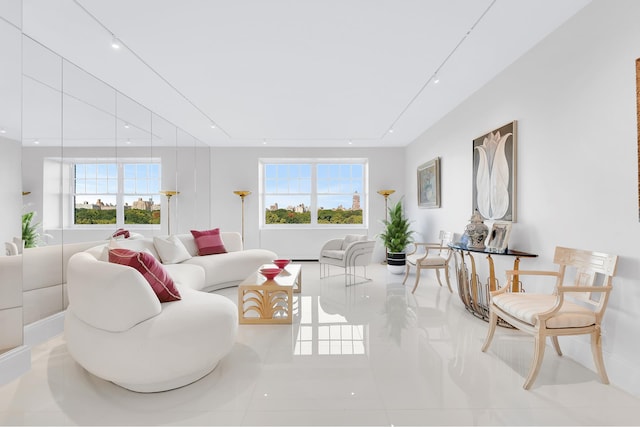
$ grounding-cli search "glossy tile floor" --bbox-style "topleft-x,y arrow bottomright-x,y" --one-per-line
2,262 -> 640,426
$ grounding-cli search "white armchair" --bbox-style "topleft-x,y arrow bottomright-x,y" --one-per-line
319,234 -> 376,285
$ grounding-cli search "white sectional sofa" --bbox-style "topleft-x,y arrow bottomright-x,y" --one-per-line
65,231 -> 277,392
84,232 -> 277,291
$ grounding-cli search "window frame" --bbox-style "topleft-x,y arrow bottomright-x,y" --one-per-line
259,158 -> 368,229
69,157 -> 162,229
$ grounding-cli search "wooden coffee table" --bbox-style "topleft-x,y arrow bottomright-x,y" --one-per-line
238,264 -> 302,324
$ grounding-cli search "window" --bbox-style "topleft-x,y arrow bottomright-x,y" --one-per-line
261,159 -> 367,226
73,160 -> 161,226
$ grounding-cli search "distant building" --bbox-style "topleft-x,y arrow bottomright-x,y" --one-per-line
75,199 -> 116,210
352,191 -> 361,210
132,197 -> 155,211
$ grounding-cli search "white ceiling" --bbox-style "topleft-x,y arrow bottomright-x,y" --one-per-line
15,0 -> 591,148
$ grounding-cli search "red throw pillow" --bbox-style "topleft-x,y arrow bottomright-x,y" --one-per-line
112,228 -> 130,239
109,248 -> 181,302
190,228 -> 227,256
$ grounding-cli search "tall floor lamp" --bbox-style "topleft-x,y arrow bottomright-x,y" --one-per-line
160,191 -> 179,234
233,190 -> 251,243
377,189 -> 395,264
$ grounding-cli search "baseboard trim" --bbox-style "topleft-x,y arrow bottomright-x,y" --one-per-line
24,311 -> 65,348
0,345 -> 31,386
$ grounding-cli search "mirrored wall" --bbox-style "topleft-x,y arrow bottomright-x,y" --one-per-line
0,2 -> 24,356
1,1 -> 210,357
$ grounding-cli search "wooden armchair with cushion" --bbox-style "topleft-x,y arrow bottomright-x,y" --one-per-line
481,246 -> 618,389
402,230 -> 454,293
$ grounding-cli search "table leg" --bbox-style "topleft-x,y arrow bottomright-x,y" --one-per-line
511,257 -> 521,292
467,251 -> 480,312
487,254 -> 497,292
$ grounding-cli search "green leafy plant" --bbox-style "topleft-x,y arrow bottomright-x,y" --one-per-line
22,211 -> 41,248
379,199 -> 414,253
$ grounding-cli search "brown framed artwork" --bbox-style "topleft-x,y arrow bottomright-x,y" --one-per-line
472,121 -> 517,222
417,157 -> 440,208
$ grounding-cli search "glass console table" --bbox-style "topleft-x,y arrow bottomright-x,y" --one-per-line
448,243 -> 537,325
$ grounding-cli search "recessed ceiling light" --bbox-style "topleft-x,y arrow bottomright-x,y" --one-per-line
210,123 -> 216,129
263,139 -> 267,145
388,129 -> 394,134
0,127 -> 6,134
33,139 -> 40,145
111,37 -> 121,50
123,123 -> 130,129
126,139 -> 132,145
433,76 -> 440,84
348,140 -> 353,145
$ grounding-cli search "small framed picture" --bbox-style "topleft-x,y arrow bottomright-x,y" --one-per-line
417,157 -> 440,208
486,221 -> 512,253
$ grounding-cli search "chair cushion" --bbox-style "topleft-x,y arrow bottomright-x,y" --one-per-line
492,293 -> 596,328
407,254 -> 447,267
342,234 -> 366,250
322,249 -> 345,260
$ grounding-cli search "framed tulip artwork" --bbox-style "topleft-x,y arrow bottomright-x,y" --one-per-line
472,121 -> 517,222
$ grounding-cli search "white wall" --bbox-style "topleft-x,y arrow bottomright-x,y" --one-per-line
404,0 -> 640,397
210,147 -> 404,260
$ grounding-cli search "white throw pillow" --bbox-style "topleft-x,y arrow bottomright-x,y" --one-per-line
153,235 -> 192,264
86,243 -> 109,261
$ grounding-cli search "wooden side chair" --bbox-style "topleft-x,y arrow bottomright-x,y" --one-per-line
402,230 -> 454,294
481,246 -> 618,389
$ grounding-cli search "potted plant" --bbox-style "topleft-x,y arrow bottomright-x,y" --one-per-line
22,211 -> 42,248
379,199 -> 414,274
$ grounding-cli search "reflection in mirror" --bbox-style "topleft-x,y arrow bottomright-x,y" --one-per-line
152,114 -> 177,235
21,36 -> 64,328
62,59 -> 117,243
0,10 -> 23,355
13,19 -> 211,351
174,129 -> 211,234
116,92 -> 158,236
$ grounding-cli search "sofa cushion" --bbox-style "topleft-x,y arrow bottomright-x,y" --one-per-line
109,248 -> 181,302
86,244 -> 109,262
163,264 -> 206,291
153,235 -> 192,264
110,237 -> 160,260
191,228 -> 227,256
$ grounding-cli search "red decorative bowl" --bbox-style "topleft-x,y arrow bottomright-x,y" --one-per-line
259,267 -> 282,280
273,259 -> 291,269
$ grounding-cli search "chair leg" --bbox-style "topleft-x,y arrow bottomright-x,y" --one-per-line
481,309 -> 498,352
411,268 -> 422,294
402,263 -> 410,285
443,264 -> 453,293
591,328 -> 610,384
551,336 -> 562,356
523,332 -> 546,390
435,269 -> 443,287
